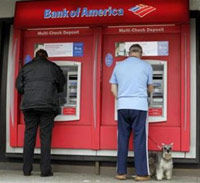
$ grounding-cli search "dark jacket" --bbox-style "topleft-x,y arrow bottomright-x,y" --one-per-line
16,57 -> 66,112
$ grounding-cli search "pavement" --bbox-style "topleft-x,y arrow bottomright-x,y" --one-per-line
0,169 -> 200,183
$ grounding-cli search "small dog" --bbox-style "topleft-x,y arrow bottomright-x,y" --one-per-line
149,143 -> 173,180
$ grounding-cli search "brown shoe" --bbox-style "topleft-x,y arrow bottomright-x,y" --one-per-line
116,174 -> 127,180
135,175 -> 150,181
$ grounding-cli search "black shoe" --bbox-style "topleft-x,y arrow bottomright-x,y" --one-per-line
40,172 -> 53,177
23,172 -> 31,176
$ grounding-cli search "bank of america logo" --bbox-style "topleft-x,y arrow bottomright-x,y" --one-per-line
129,4 -> 156,18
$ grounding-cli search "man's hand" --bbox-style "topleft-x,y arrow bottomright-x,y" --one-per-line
111,84 -> 118,98
148,84 -> 154,93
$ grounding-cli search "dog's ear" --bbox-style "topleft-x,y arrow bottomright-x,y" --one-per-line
161,143 -> 165,147
170,142 -> 174,147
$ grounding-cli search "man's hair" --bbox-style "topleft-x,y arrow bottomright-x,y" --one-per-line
129,44 -> 143,54
35,49 -> 48,58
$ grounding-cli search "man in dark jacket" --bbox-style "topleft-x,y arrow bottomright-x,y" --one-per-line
16,49 -> 66,177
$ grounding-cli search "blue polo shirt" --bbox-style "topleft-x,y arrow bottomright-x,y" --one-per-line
109,57 -> 153,111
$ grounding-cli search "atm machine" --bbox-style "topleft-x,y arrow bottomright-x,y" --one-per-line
8,0 -> 191,158
147,60 -> 167,122
54,61 -> 81,121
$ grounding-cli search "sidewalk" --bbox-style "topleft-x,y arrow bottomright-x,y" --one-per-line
0,170 -> 200,183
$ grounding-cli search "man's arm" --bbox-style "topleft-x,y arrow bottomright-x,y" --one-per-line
147,64 -> 153,93
148,84 -> 154,93
55,65 -> 66,93
15,69 -> 24,95
111,84 -> 118,98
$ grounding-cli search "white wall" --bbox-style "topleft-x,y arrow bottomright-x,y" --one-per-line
0,0 -> 31,18
0,1 -> 15,18
0,0 -> 199,18
190,0 -> 200,10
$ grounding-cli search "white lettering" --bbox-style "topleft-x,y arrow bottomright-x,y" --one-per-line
62,30 -> 80,35
118,27 -> 165,34
118,28 -> 131,33
37,31 -> 48,36
147,28 -> 165,33
49,31 -> 62,35
131,28 -> 146,33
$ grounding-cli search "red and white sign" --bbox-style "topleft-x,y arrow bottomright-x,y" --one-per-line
149,108 -> 163,116
14,0 -> 189,28
62,107 -> 76,115
128,4 -> 157,18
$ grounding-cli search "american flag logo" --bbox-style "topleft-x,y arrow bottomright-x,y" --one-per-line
129,4 -> 156,18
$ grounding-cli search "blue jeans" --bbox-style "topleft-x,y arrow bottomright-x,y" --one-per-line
117,109 -> 149,176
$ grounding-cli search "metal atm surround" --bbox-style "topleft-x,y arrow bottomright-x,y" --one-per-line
147,60 -> 167,123
53,61 -> 81,122
114,60 -> 167,123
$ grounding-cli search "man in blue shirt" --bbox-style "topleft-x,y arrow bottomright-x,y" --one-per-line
110,44 -> 153,181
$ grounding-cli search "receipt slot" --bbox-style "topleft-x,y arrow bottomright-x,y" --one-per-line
114,60 -> 167,123
54,61 -> 81,121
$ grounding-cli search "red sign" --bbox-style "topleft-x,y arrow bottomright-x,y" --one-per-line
14,0 -> 189,28
149,108 -> 163,116
62,107 -> 76,115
